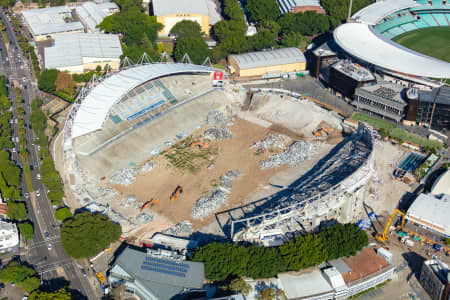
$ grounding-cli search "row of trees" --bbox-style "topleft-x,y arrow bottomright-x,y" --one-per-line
29,97 -> 64,205
0,261 -> 40,293
192,223 -> 368,281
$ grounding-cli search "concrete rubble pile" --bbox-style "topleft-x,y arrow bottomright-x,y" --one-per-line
204,127 -> 232,140
260,141 -> 318,169
162,221 -> 193,237
109,167 -> 138,186
121,195 -> 139,209
135,212 -> 154,224
251,133 -> 292,151
205,110 -> 234,127
192,170 -> 242,219
140,162 -> 155,173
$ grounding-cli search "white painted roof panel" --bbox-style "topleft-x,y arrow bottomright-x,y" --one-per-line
352,0 -> 417,25
22,6 -> 84,35
230,47 -> 305,70
72,63 -> 215,138
406,193 -> 450,235
333,23 -> 450,78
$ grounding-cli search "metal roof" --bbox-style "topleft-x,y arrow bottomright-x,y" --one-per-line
277,0 -> 323,14
351,0 -> 417,25
230,47 -> 305,70
152,0 -> 221,24
109,246 -> 204,300
22,6 -> 84,36
406,193 -> 450,235
44,33 -> 122,69
419,86 -> 450,105
333,23 -> 450,78
72,63 -> 215,138
75,2 -> 118,32
431,170 -> 450,195
277,270 -> 334,299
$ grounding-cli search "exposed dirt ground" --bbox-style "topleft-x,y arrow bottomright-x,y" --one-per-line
113,117 -> 290,229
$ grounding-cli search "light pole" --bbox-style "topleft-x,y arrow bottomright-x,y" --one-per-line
347,0 -> 353,22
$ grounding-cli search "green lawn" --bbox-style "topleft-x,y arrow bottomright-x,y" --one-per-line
393,27 -> 450,63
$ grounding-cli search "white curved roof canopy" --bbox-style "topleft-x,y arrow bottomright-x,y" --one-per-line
72,63 -> 215,139
351,0 -> 417,25
333,23 -> 450,79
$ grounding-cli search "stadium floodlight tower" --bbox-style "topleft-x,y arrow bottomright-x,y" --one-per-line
347,0 -> 353,22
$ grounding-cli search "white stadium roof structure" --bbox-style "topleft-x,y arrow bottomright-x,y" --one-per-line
351,0 -> 417,25
71,63 -> 215,139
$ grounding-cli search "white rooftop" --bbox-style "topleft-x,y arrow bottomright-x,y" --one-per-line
22,6 -> 84,36
277,0 -> 323,14
152,0 -> 221,25
0,221 -> 19,250
431,170 -> 450,196
406,193 -> 450,235
75,2 -> 118,32
277,271 -> 334,299
72,63 -> 215,138
230,47 -> 305,70
351,0 -> 417,25
44,33 -> 122,69
332,60 -> 375,82
333,23 -> 450,78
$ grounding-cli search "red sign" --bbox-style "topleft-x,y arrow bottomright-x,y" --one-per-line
214,71 -> 223,81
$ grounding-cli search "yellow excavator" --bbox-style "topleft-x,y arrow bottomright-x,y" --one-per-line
313,127 -> 330,136
189,141 -> 209,150
375,209 -> 405,243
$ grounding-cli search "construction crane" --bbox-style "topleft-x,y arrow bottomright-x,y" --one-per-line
170,185 -> 183,202
376,209 -> 406,243
140,199 -> 159,211
313,127 -> 330,137
189,141 -> 209,150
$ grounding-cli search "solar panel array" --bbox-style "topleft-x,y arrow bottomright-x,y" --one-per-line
140,256 -> 190,278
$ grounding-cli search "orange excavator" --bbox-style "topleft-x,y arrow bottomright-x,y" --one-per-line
189,141 -> 209,150
170,186 -> 183,202
140,198 -> 159,211
313,127 -> 330,136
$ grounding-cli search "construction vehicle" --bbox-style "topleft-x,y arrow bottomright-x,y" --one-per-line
140,199 -> 159,211
170,185 -> 183,201
96,272 -> 106,284
375,209 -> 405,243
313,127 -> 330,137
189,141 -> 209,150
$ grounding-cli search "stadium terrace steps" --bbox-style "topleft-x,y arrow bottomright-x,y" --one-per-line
432,13 -> 449,25
431,0 -> 445,9
374,13 -> 416,33
386,26 -> 407,37
401,22 -> 419,31
416,0 -> 428,4
414,17 -> 429,27
420,13 -> 439,26
446,13 -> 450,24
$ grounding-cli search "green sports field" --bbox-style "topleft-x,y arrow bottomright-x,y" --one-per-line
392,27 -> 450,63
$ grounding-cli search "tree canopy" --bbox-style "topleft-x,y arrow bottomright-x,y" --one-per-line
29,288 -> 72,300
245,0 -> 280,23
61,212 -> 122,258
55,207 -> 72,222
174,37 -> 210,65
18,221 -> 34,241
7,201 -> 27,220
169,20 -> 204,39
192,223 -> 368,281
0,261 -> 40,292
38,69 -> 58,93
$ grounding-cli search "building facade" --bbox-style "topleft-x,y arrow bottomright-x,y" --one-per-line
405,86 -> 450,131
228,47 -> 306,78
328,60 -> 376,100
419,259 -> 450,300
151,0 -> 221,36
0,221 -> 19,253
353,83 -> 407,123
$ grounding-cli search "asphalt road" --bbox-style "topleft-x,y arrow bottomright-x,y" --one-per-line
0,9 -> 97,299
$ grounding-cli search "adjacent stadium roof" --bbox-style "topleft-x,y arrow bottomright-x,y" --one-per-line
230,47 -> 306,70
406,193 -> 450,235
431,170 -> 450,195
351,0 -> 417,25
44,33 -> 122,69
72,63 -> 215,138
22,6 -> 84,36
75,2 -> 118,32
333,23 -> 450,78
152,0 -> 221,25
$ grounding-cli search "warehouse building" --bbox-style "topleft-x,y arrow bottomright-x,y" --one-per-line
227,47 -> 306,78
108,246 -> 205,300
75,2 -> 119,33
328,60 -> 376,100
405,193 -> 450,237
405,86 -> 450,131
44,33 -> 122,73
277,0 -> 325,14
353,82 -> 407,123
151,0 -> 221,36
0,221 -> 19,253
22,6 -> 84,41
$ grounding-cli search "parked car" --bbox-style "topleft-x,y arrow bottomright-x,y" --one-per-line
35,190 -> 40,197
81,269 -> 87,277
44,231 -> 49,240
47,243 -> 52,250
36,173 -> 40,180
